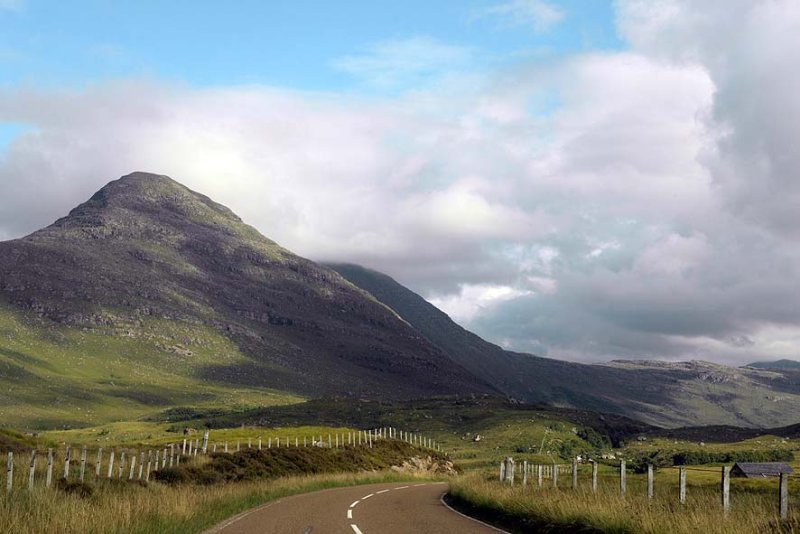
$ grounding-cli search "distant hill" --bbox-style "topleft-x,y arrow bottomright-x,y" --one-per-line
0,172 -> 491,428
745,359 -> 800,369
328,264 -> 800,429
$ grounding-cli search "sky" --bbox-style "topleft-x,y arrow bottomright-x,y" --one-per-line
1,0 -> 799,366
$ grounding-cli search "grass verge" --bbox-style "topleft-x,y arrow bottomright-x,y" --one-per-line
447,470 -> 798,534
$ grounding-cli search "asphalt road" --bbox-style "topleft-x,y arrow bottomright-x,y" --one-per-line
205,481 -> 506,534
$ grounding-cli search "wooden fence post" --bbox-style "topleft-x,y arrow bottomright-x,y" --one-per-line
523,460 -> 528,487
138,451 -> 144,480
118,452 -> 126,479
154,450 -> 160,472
620,460 -> 626,497
552,463 -> 558,488
28,449 -> 36,490
203,431 -> 210,453
499,461 -> 505,481
146,450 -> 152,482
721,466 -> 730,514
107,451 -> 115,478
679,466 -> 686,504
592,461 -> 598,493
538,464 -> 543,487
647,464 -> 654,500
63,445 -> 71,479
128,453 -> 136,480
572,458 -> 578,489
6,452 -> 12,492
170,444 -> 175,467
46,448 -> 53,487
779,472 -> 789,520
258,438 -> 262,451
79,446 -> 87,482
95,448 -> 103,478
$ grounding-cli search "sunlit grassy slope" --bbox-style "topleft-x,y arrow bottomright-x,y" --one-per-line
0,302 -> 301,430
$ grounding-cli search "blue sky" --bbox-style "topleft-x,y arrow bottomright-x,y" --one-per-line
3,1 -> 799,365
0,0 -> 621,91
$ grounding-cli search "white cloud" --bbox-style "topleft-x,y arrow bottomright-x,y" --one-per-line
483,0 -> 565,32
332,36 -> 472,89
429,284 -> 532,322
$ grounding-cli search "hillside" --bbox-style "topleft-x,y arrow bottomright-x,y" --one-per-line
0,172 -> 490,428
745,359 -> 800,369
328,264 -> 800,428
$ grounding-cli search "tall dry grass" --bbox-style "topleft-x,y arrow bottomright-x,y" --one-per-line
0,471 -> 433,534
449,470 -> 798,533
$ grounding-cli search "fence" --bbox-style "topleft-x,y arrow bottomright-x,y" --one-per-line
2,426 -> 441,492
499,457 -> 794,519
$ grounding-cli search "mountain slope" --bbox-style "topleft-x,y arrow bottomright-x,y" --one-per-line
745,359 -> 800,370
0,172 -> 491,427
328,263 -> 800,428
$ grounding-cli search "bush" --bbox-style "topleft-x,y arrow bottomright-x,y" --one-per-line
55,478 -> 94,497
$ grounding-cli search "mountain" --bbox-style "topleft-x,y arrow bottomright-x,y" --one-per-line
328,264 -> 800,429
745,359 -> 800,370
0,172 -> 491,428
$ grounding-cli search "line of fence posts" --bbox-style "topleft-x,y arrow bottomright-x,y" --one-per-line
500,457 -> 792,519
3,426 -> 448,492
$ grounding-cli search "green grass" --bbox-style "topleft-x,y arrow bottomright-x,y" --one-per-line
0,303 -> 302,430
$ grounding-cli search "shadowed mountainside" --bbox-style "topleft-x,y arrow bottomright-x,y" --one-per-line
327,263 -> 800,428
0,173 -> 492,427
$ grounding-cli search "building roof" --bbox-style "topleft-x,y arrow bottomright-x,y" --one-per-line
731,462 -> 794,478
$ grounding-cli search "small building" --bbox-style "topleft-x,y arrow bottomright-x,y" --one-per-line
730,462 -> 794,478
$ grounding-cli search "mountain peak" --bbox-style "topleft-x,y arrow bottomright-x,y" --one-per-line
31,172 -> 242,240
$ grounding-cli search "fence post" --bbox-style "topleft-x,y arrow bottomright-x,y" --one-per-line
646,464 -> 654,500
592,461 -> 598,493
63,445 -> 71,479
203,431 -> 210,453
118,452 -> 126,478
6,452 -> 12,492
538,464 -> 543,487
79,446 -> 87,482
721,465 -> 730,514
28,449 -> 36,490
523,460 -> 528,487
128,453 -> 136,480
552,463 -> 558,488
46,448 -> 53,487
572,458 -> 578,489
138,452 -> 144,480
95,448 -> 103,478
107,451 -> 115,478
779,472 -> 789,520
500,460 -> 506,481
258,438 -> 262,451
620,460 -> 626,497
679,466 -> 687,504
146,451 -> 152,482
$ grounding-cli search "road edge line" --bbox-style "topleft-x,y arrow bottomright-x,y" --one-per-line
439,492 -> 511,534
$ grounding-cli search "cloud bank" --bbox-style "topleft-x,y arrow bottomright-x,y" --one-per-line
1,1 -> 799,365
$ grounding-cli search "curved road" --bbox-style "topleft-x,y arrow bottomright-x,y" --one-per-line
205,481 -> 506,534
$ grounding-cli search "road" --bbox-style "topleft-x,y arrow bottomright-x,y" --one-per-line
205,481 -> 506,534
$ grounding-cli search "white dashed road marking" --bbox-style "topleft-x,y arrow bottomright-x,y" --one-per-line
350,525 -> 363,534
350,500 -> 360,508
